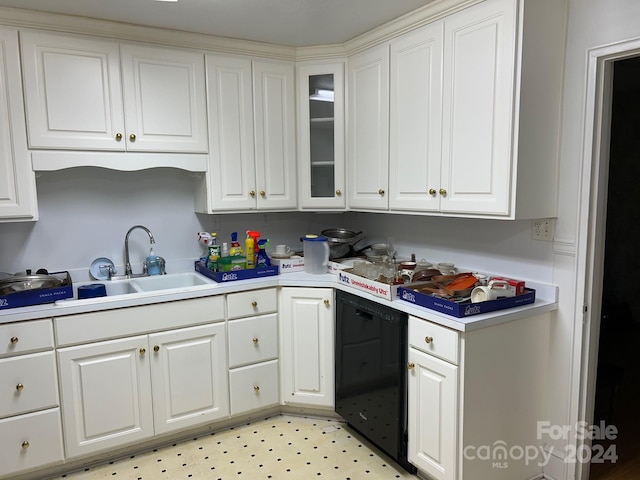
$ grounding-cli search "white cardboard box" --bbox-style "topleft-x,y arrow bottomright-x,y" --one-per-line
271,256 -> 305,272
335,269 -> 401,300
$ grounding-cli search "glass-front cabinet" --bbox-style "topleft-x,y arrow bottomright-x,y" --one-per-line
296,62 -> 345,209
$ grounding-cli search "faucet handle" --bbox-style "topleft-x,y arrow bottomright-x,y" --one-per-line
157,257 -> 166,275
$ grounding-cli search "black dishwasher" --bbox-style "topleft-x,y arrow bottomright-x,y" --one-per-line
335,290 -> 416,473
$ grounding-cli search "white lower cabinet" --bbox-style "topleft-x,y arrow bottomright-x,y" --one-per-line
0,320 -> 62,478
58,323 -> 228,458
408,346 -> 458,480
227,289 -> 280,415
149,324 -> 228,435
279,287 -> 334,408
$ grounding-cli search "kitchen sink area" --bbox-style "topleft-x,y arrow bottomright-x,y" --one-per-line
55,272 -> 217,305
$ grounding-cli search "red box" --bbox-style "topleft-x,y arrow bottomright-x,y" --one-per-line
489,276 -> 525,296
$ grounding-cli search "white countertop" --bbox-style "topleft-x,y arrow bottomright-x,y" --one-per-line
0,270 -> 558,332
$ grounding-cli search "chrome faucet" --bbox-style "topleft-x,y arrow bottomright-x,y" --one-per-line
124,225 -> 155,277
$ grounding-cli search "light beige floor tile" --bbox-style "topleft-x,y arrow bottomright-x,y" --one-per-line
55,414 -> 417,480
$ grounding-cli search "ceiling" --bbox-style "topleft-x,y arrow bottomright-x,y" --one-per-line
0,0 -> 437,47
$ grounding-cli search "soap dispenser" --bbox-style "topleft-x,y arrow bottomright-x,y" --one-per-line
146,247 -> 162,275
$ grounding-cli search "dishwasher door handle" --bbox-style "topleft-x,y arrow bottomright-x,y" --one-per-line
355,309 -> 374,320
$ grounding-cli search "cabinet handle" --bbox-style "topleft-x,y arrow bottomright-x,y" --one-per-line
407,362 -> 415,370
425,336 -> 434,344
428,188 -> 436,196
16,383 -> 24,391
260,190 -> 266,197
129,133 -> 136,142
10,336 -> 18,344
324,299 -> 330,307
115,133 -> 122,141
253,337 -> 259,344
335,189 -> 342,196
439,188 -> 447,196
153,345 -> 160,353
251,301 -> 257,308
254,385 -> 260,392
250,191 -> 256,198
378,189 -> 385,196
139,347 -> 146,355
21,441 -> 30,449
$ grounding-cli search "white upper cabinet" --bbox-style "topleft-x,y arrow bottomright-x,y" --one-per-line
198,56 -> 296,212
389,22 -> 443,212
253,60 -> 297,210
347,44 -> 390,211
297,61 -> 346,210
351,0 -> 565,219
20,30 -> 207,154
0,27 -> 38,222
438,0 -> 516,216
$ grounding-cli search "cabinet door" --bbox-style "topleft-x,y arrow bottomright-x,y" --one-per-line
408,347 -> 458,480
297,62 -> 346,209
149,324 -> 228,435
440,0 -> 517,215
253,60 -> 297,210
0,28 -> 37,221
20,30 -> 125,150
57,336 -> 153,458
204,54 -> 257,211
389,22 -> 443,212
280,287 -> 334,408
347,44 -> 389,210
120,43 -> 208,153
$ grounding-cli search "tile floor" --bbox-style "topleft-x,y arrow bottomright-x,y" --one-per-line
54,414 -> 418,479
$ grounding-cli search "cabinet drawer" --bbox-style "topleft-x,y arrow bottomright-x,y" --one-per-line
0,351 -> 58,418
0,320 -> 53,357
0,408 -> 64,477
409,316 -> 459,365
229,360 -> 279,415
227,288 -> 277,319
228,313 -> 278,368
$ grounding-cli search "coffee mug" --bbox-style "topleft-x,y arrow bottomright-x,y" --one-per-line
401,269 -> 415,283
274,244 -> 291,255
470,280 -> 514,303
437,262 -> 457,275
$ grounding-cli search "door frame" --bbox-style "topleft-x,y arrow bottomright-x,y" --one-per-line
574,38 -> 640,480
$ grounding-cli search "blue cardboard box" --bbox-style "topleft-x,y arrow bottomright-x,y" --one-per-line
0,271 -> 73,310
397,285 -> 536,318
195,261 -> 278,282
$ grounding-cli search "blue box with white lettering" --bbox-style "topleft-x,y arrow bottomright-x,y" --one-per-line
397,285 -> 536,318
0,271 -> 73,310
195,261 -> 278,282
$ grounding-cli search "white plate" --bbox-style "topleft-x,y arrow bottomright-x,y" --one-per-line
90,257 -> 115,280
270,252 -> 294,259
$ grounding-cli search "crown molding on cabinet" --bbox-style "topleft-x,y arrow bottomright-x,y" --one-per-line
1,0 -> 483,62
0,6 -> 296,60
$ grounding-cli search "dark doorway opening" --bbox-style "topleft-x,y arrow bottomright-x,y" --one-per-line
590,55 -> 640,480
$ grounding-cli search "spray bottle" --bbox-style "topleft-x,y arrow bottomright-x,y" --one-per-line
256,239 -> 271,267
197,232 -> 212,266
246,230 -> 261,269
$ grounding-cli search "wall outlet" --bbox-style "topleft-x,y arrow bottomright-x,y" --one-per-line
532,219 -> 554,241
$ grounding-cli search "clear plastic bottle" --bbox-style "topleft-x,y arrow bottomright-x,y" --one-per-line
221,242 -> 229,258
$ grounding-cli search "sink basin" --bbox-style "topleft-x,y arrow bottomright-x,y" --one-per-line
103,280 -> 139,296
130,272 -> 214,292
